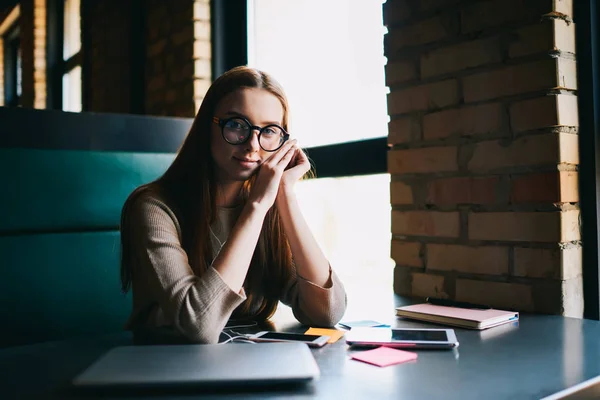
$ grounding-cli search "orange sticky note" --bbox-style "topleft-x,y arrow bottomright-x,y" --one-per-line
305,327 -> 345,343
350,347 -> 417,367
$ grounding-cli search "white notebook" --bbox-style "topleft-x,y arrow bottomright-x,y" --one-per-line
396,303 -> 519,330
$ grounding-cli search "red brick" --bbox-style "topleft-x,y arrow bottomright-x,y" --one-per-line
385,60 -> 418,86
388,116 -> 421,145
461,0 -> 549,34
557,58 -> 577,89
509,20 -> 574,58
388,79 -> 459,115
421,37 -> 503,78
510,95 -> 579,133
193,40 -> 211,58
423,103 -> 505,140
194,20 -> 210,40
194,59 -> 211,78
468,133 -> 578,172
385,14 -> 459,54
554,19 -> 575,53
382,0 -> 411,26
193,1 -> 210,21
510,171 -> 578,203
456,279 -> 534,312
462,59 -> 558,103
468,210 -> 580,242
194,79 -> 211,98
427,176 -> 498,204
419,0 -> 460,12
513,246 -> 581,279
427,244 -> 509,275
388,146 -> 458,174
392,211 -> 460,238
412,273 -> 448,299
390,181 -> 414,205
391,241 -> 422,267
394,266 -> 412,295
554,0 -> 573,17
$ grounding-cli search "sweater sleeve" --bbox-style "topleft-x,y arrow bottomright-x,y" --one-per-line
280,261 -> 347,327
127,194 -> 246,344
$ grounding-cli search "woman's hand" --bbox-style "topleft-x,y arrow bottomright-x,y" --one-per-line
247,139 -> 298,211
279,146 -> 310,196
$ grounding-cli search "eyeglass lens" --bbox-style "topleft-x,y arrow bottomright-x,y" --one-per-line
222,118 -> 285,151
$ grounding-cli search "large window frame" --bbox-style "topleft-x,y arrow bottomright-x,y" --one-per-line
209,0 -> 388,179
210,0 -> 600,318
2,23 -> 20,107
0,4 -> 21,107
576,0 -> 600,320
47,0 -> 84,111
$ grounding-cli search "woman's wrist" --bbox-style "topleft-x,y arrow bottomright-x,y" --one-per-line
243,198 -> 271,219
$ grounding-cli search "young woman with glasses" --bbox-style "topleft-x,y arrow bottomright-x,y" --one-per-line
119,66 -> 347,344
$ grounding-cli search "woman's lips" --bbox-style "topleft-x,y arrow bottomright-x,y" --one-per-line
233,156 -> 259,168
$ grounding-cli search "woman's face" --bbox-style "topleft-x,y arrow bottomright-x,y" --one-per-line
211,88 -> 285,183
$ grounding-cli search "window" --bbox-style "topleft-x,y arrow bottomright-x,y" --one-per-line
248,0 -> 388,148
61,0 -> 82,112
247,0 -> 392,296
0,5 -> 21,107
3,24 -> 21,107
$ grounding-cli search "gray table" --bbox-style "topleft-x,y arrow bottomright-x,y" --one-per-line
2,296 -> 600,399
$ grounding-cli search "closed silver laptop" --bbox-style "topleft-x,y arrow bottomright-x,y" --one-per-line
72,342 -> 320,388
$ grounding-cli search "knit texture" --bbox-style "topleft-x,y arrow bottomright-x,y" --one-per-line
123,190 -> 347,344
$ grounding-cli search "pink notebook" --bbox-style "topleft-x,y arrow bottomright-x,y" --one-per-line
395,303 -> 519,330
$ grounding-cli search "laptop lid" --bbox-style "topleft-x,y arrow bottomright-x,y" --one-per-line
72,342 -> 320,388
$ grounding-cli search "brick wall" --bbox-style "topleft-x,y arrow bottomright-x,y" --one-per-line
0,0 -> 44,109
85,0 -> 134,113
0,31 -> 4,106
384,0 -> 582,316
145,0 -> 211,117
33,0 -> 45,108
193,0 -> 211,113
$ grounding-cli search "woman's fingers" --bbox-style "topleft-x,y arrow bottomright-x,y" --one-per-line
265,139 -> 297,166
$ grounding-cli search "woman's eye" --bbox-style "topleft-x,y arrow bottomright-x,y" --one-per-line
263,127 -> 282,136
226,120 -> 244,130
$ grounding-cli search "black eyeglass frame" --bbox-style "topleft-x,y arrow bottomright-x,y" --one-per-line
212,116 -> 290,152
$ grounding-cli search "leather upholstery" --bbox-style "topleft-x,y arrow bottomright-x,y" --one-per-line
0,148 -> 174,347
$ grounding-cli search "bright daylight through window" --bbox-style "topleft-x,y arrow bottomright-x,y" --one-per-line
248,0 -> 392,302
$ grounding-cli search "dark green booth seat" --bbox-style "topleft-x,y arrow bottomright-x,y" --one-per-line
0,144 -> 178,347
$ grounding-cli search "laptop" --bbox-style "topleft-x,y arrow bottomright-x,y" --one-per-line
72,342 -> 320,388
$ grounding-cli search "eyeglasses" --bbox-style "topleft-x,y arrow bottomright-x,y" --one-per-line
212,116 -> 289,152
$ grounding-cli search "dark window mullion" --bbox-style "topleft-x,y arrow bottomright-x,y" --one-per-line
63,51 -> 81,73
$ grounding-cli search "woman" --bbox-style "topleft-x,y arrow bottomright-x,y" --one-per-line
120,66 -> 347,344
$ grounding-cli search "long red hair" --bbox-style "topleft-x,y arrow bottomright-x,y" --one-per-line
120,66 -> 302,320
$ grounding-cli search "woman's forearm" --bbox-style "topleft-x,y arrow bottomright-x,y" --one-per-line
276,191 -> 330,287
211,201 -> 268,292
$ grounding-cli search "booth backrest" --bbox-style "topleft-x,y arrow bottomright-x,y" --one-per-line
0,107 -> 190,348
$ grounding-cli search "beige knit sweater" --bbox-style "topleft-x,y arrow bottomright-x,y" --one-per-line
123,190 -> 347,344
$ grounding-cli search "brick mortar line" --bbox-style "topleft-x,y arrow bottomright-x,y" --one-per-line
388,168 -> 577,182
389,167 -> 578,180
388,165 -> 579,176
387,91 -> 578,121
392,238 -> 583,249
385,12 -> 551,39
419,268 -> 574,284
385,17 -> 570,59
383,0 -> 484,29
388,127 -> 580,150
391,235 -> 582,247
391,204 -> 580,212
387,52 -> 576,90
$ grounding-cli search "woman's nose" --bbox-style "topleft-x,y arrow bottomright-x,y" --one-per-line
245,128 -> 261,151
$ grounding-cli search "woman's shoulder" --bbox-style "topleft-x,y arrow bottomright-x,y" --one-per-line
123,185 -> 178,224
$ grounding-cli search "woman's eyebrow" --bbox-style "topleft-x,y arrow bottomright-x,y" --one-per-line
224,110 -> 281,126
